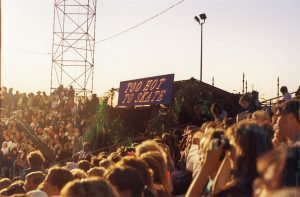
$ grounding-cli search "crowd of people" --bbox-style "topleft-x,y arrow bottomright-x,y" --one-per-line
0,85 -> 99,178
0,85 -> 299,197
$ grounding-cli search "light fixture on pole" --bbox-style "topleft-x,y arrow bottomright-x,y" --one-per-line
194,13 -> 207,82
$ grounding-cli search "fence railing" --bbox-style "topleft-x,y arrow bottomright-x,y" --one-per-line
260,91 -> 297,107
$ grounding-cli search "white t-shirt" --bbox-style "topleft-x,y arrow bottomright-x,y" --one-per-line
283,92 -> 292,101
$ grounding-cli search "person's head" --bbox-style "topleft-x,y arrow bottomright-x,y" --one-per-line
60,177 -> 119,197
105,166 -> 144,197
44,167 -> 74,196
2,141 -> 8,148
139,151 -> 169,194
140,155 -> 163,185
254,146 -> 300,197
65,162 -> 79,171
117,156 -> 153,189
211,102 -> 223,119
83,142 -> 90,152
108,152 -> 121,163
91,156 -> 100,167
252,110 -> 271,125
24,171 -> 45,192
26,190 -> 48,197
239,94 -> 252,109
78,160 -> 90,172
135,140 -> 167,163
226,121 -> 273,182
99,159 -> 114,169
276,99 -> 300,141
0,178 -> 12,191
87,167 -> 106,178
271,100 -> 285,125
27,151 -> 45,168
2,180 -> 25,196
280,86 -> 288,94
71,169 -> 88,180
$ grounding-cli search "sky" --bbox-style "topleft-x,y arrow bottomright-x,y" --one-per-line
2,0 -> 300,100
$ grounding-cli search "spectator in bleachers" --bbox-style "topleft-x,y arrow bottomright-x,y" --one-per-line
20,151 -> 45,180
61,177 -> 119,197
210,102 -> 228,128
72,142 -> 92,162
186,121 -> 273,197
280,86 -> 292,101
43,167 -> 74,197
87,167 -> 105,178
253,146 -> 300,197
236,94 -> 257,122
105,166 -> 145,197
275,98 -> 300,145
24,171 -> 45,192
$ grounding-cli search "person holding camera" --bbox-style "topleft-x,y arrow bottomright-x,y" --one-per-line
186,121 -> 273,197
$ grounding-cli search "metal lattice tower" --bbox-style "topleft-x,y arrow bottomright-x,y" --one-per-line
51,0 -> 97,97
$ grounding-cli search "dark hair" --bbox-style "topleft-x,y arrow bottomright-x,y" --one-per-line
5,180 -> 25,196
280,86 -> 288,94
257,146 -> 300,189
226,121 -> 273,182
105,166 -> 144,197
280,99 -> 300,123
26,171 -> 45,185
90,157 -> 100,167
141,155 -> 163,184
27,151 -> 45,168
211,103 -> 223,116
0,178 -> 12,191
46,167 -> 74,190
239,94 -> 252,104
282,147 -> 300,187
109,152 -> 121,163
60,177 -> 118,197
78,160 -> 91,172
117,156 -> 153,188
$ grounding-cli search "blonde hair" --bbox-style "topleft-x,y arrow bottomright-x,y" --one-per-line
135,140 -> 167,164
252,110 -> 271,125
71,169 -> 88,180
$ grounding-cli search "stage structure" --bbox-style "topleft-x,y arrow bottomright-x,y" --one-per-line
51,0 -> 97,97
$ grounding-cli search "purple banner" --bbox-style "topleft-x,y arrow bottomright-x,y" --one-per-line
118,74 -> 174,106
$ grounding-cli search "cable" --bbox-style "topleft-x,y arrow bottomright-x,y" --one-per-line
94,0 -> 185,45
15,0 -> 185,55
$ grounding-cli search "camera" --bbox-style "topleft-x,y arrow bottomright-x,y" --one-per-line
211,131 -> 231,160
212,138 -> 231,151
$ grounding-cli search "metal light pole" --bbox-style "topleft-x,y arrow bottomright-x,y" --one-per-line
194,13 -> 207,82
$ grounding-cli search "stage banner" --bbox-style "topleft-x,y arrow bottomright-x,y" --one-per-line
118,74 -> 174,106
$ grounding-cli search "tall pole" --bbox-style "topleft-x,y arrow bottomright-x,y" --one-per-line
242,73 -> 245,94
194,13 -> 206,82
200,22 -> 203,82
277,77 -> 280,99
246,80 -> 248,93
0,0 -> 2,93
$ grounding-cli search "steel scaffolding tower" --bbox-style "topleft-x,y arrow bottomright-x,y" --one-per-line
51,0 -> 97,97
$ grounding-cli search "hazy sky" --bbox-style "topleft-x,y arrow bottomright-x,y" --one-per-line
2,0 -> 300,100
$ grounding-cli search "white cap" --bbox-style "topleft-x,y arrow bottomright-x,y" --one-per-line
65,162 -> 79,170
27,190 -> 48,197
